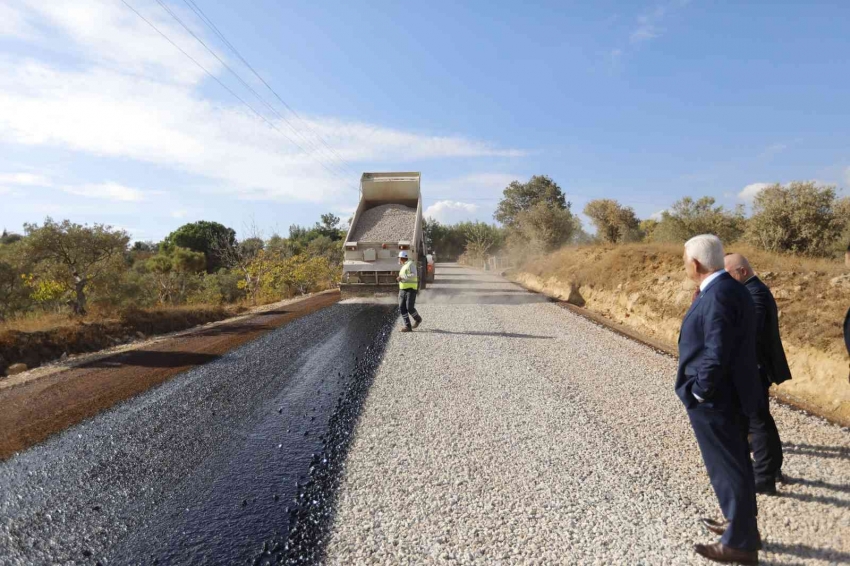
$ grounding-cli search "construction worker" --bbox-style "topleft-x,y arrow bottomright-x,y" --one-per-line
396,251 -> 422,332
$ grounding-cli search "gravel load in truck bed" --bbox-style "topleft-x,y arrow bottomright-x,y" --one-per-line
350,204 -> 416,243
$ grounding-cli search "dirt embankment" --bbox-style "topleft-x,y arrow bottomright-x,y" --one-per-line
508,244 -> 850,425
0,306 -> 242,377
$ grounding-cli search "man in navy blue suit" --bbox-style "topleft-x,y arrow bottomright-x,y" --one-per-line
676,235 -> 765,564
725,253 -> 792,494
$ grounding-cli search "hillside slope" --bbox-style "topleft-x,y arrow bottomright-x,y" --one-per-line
510,244 -> 850,425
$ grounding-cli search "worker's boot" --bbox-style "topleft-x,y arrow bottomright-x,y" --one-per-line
412,316 -> 422,329
400,326 -> 412,332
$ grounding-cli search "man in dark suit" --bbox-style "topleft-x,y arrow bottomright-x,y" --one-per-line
677,235 -> 764,564
844,306 -> 850,380
725,253 -> 792,494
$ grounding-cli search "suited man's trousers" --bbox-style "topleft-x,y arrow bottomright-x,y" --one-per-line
687,405 -> 760,551
749,383 -> 783,485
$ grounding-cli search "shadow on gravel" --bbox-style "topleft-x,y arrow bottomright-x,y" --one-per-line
429,278 -> 505,285
86,350 -> 221,368
783,443 -> 850,461
778,491 -> 850,509
422,329 -> 553,340
783,476 -> 850,494
766,542 -> 850,563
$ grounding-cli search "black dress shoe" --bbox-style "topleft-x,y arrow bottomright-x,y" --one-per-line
775,469 -> 785,483
694,542 -> 758,564
755,480 -> 777,495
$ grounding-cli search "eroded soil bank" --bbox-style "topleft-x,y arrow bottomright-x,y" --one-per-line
508,244 -> 850,426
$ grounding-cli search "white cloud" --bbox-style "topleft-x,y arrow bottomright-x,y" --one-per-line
0,0 -> 523,210
0,172 -> 52,186
844,167 -> 850,187
424,200 -> 479,223
62,182 -> 146,202
0,3 -> 40,39
738,182 -> 771,202
629,1 -> 690,45
649,209 -> 667,221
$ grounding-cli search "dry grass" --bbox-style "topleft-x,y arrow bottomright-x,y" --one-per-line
523,243 -> 850,355
0,304 -> 238,376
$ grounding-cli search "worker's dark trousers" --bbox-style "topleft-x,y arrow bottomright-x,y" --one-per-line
398,288 -> 421,329
749,383 -> 783,486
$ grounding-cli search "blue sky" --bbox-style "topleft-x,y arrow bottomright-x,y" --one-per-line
1,0 -> 848,242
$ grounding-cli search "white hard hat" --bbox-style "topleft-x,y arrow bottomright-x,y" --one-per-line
398,251 -> 409,259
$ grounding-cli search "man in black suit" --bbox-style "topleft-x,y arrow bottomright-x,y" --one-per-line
725,253 -> 792,494
844,306 -> 850,380
677,235 -> 764,564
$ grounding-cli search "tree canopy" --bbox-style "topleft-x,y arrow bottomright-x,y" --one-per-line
165,221 -> 236,273
583,199 -> 640,244
494,175 -> 568,226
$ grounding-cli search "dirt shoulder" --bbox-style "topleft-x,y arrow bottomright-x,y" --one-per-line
508,243 -> 850,426
0,290 -> 340,461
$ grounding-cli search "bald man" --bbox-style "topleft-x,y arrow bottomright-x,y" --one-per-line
725,253 -> 792,495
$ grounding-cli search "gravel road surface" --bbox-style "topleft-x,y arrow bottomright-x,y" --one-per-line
325,264 -> 850,565
0,302 -> 395,565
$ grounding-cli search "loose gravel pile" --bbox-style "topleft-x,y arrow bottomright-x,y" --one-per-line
324,265 -> 850,564
350,204 -> 416,242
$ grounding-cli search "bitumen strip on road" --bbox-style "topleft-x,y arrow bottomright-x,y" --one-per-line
0,302 -> 395,565
0,291 -> 340,461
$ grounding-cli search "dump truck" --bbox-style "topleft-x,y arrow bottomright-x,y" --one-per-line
340,172 -> 427,298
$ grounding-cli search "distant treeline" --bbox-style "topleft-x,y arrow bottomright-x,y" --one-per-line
425,176 -> 850,264
0,213 -> 345,321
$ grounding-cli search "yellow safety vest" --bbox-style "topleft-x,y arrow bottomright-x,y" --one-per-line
398,260 -> 419,290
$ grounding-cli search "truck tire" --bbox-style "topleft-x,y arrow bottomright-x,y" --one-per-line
419,260 -> 427,290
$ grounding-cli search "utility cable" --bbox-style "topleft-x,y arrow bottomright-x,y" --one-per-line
120,0 -> 358,192
151,0 -> 355,185
181,0 -> 357,178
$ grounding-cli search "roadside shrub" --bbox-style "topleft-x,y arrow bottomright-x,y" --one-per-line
746,182 -> 844,256
650,196 -> 746,244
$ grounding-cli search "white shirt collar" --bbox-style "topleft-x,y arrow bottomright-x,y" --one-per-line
699,269 -> 726,292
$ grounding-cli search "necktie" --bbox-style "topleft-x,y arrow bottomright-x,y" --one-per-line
691,288 -> 701,305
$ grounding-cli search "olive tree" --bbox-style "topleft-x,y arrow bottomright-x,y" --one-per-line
583,199 -> 641,243
24,218 -> 129,315
495,175 -> 568,227
651,197 -> 746,243
746,182 -> 844,256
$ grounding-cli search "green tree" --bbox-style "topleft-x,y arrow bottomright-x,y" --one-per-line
145,246 -> 206,304
306,235 -> 343,265
462,222 -> 504,260
165,221 -> 236,273
510,201 -> 576,252
583,199 -> 641,243
1,230 -> 23,245
495,175 -> 568,226
651,197 -> 745,244
315,212 -> 344,241
833,196 -> 850,258
24,218 -> 130,315
746,182 -> 844,256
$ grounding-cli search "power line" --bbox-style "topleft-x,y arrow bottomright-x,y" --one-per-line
150,0 -> 355,186
181,0 -> 357,178
119,0 -> 358,192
